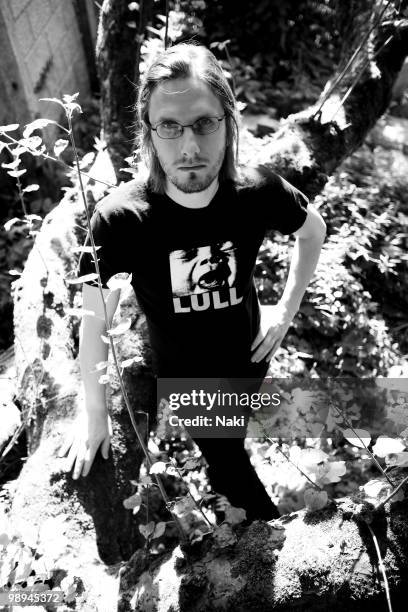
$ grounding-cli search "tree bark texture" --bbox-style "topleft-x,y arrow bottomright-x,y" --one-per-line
9,2 -> 408,607
95,0 -> 153,179
118,482 -> 408,611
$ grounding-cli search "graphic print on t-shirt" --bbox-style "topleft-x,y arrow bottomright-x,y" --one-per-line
169,241 -> 243,313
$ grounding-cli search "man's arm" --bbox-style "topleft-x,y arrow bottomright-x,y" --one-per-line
251,204 -> 326,362
58,284 -> 121,479
80,283 -> 121,412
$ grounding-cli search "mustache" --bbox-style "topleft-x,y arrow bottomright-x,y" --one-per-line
176,158 -> 207,165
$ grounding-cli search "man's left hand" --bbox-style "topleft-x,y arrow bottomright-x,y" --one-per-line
250,304 -> 295,363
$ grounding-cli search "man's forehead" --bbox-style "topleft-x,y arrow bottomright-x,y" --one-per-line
148,77 -> 223,120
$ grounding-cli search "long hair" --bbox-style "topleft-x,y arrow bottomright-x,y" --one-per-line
135,42 -> 239,193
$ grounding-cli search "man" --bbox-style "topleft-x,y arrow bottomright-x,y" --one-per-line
59,43 -> 326,522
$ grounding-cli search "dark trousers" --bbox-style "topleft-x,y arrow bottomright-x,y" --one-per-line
191,363 -> 279,522
193,436 -> 279,521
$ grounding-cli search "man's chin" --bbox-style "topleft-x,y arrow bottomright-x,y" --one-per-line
170,172 -> 217,194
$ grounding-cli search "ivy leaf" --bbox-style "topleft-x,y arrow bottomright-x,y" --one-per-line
120,355 -> 143,369
224,506 -> 246,526
0,123 -> 19,132
152,522 -> 166,539
8,169 -> 26,178
304,488 -> 328,512
72,245 -> 101,253
139,521 -> 155,539
107,318 -> 132,337
65,308 -> 95,317
149,461 -> 167,475
4,218 -> 22,231
54,138 -> 69,157
343,428 -> 371,449
106,273 -> 133,290
22,184 -> 40,193
2,159 -> 21,170
95,360 -> 109,370
23,118 -> 58,138
123,492 -> 142,511
65,272 -> 98,284
372,436 -> 405,458
182,457 -> 202,471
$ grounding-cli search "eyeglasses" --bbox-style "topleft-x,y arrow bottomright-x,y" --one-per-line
149,115 -> 226,139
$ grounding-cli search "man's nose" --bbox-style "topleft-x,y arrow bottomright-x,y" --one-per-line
180,126 -> 200,158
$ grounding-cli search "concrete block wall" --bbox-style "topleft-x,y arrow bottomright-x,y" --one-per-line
1,0 -> 91,127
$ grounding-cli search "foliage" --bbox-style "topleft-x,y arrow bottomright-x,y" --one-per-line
254,138 -> 407,377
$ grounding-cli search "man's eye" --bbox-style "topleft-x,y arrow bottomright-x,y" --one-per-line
196,117 -> 213,128
161,121 -> 179,129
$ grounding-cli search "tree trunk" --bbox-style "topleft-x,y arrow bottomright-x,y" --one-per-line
95,0 -> 153,180
240,0 -> 408,198
118,479 -> 408,611
8,1 -> 408,608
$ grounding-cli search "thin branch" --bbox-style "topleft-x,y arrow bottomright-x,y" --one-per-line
367,524 -> 393,612
377,473 -> 408,509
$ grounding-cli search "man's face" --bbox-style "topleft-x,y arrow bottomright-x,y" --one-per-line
148,76 -> 227,193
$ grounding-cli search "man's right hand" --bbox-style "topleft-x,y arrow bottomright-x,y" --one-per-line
58,409 -> 112,480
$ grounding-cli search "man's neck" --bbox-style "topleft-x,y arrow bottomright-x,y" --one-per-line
165,177 -> 219,209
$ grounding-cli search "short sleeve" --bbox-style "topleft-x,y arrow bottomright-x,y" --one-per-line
240,167 -> 309,235
77,208 -> 131,288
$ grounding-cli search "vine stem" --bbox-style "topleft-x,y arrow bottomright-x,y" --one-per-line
0,131 -> 117,190
367,524 -> 393,612
330,402 -> 395,486
66,110 -> 187,544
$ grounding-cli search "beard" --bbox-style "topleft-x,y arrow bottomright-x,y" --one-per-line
157,146 -> 226,194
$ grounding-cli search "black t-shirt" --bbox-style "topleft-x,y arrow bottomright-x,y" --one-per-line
78,171 -> 308,377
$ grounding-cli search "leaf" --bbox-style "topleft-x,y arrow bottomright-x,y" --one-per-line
65,272 -> 98,284
322,461 -> 347,484
54,138 -> 69,157
4,217 -> 23,231
343,428 -> 371,449
25,214 -> 42,223
224,506 -> 246,526
98,374 -> 109,384
72,245 -> 101,253
120,355 -> 143,369
304,488 -> 328,512
101,334 -> 121,345
39,97 -> 65,109
23,118 -> 58,138
148,439 -> 161,454
150,461 -> 167,475
66,308 -> 95,317
0,123 -> 19,132
126,21 -> 137,28
128,2 -> 139,10
2,159 -> 21,170
182,457 -> 202,471
372,436 -> 405,458
106,273 -> 133,290
170,497 -> 196,517
107,318 -> 132,336
152,522 -> 166,539
8,169 -> 26,178
22,184 -> 40,193
139,521 -> 155,539
63,92 -> 80,104
123,493 -> 142,510
95,360 -> 109,370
